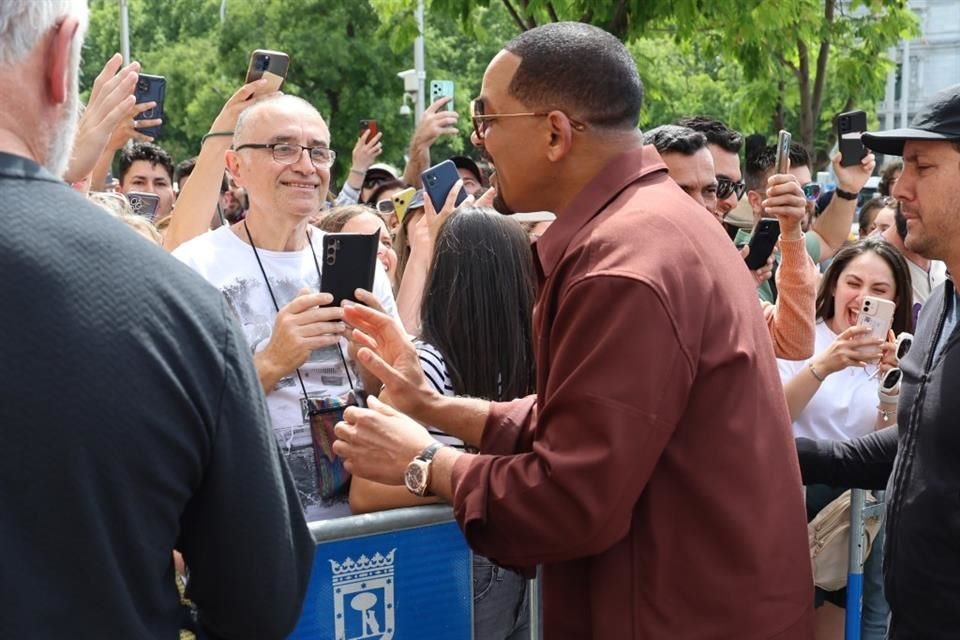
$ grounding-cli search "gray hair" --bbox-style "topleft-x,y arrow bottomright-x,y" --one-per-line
234,94 -> 325,144
0,1 -> 88,66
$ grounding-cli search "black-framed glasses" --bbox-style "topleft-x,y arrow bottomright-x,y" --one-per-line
235,142 -> 336,167
716,176 -> 746,200
803,182 -> 822,202
469,98 -> 586,141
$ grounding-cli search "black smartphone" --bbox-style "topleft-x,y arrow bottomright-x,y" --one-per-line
245,49 -> 290,92
360,119 -> 379,139
836,110 -> 868,167
134,73 -> 165,139
744,218 -> 780,271
126,191 -> 161,222
320,231 -> 379,306
421,159 -> 468,213
774,129 -> 792,175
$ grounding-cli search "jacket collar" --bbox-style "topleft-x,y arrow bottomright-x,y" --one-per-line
0,151 -> 62,184
534,145 -> 668,277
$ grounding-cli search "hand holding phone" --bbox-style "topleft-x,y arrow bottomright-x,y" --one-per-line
126,191 -> 161,222
836,110 -> 868,167
744,218 -> 780,271
360,119 -> 379,139
421,160 -> 468,213
856,296 -> 896,355
133,74 -> 165,139
430,80 -> 455,111
320,232 -> 380,306
774,130 -> 792,175
245,49 -> 290,93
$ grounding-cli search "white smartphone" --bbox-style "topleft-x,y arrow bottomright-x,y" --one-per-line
856,296 -> 895,353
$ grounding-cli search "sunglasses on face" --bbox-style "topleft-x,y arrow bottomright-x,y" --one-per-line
363,175 -> 390,191
803,182 -> 822,201
716,177 -> 746,201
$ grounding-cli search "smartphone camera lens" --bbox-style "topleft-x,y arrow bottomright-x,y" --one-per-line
259,55 -> 270,71
136,78 -> 149,93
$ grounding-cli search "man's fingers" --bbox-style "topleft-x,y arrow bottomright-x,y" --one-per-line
343,300 -> 402,338
475,186 -> 496,208
348,327 -> 380,352
351,289 -> 385,313
132,117 -> 163,129
366,394 -> 398,417
102,95 -> 137,129
285,291 -> 335,314
356,347 -> 407,388
130,100 -> 158,116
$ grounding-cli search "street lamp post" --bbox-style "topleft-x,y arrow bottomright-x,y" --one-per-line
414,0 -> 425,123
119,0 -> 130,63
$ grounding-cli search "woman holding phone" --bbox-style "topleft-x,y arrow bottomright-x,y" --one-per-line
777,236 -> 912,639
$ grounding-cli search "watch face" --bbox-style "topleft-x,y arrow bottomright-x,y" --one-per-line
404,461 -> 428,495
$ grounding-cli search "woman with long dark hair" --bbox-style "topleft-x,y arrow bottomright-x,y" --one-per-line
350,207 -> 536,639
778,237 -> 913,639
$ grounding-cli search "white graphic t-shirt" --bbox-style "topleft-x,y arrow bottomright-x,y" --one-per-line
174,225 -> 398,521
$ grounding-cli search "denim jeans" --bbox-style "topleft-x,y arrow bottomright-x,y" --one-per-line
861,513 -> 890,640
473,555 -> 529,640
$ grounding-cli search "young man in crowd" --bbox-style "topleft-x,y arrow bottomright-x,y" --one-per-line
0,1 -> 314,636
642,124 -> 719,217
172,94 -> 397,522
675,115 -> 746,218
450,155 -> 484,195
881,205 -> 948,315
118,140 -> 177,219
799,82 -> 960,638
334,22 -> 814,638
648,122 -> 817,360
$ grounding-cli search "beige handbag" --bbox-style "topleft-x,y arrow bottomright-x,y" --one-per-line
808,490 -> 883,591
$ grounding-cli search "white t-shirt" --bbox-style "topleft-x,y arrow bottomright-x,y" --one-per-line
778,321 -> 880,442
174,225 -> 398,521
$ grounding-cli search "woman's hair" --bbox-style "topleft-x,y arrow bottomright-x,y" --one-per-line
420,208 -> 537,401
815,236 -> 914,335
857,196 -> 895,237
392,203 -> 422,286
365,179 -> 408,206
314,205 -> 372,232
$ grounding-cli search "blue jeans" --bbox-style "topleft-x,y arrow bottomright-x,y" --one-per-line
473,555 -> 529,640
861,517 -> 890,639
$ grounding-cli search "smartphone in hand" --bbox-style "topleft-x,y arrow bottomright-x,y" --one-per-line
774,130 -> 792,175
836,110 -> 868,167
126,191 -> 161,222
744,218 -> 780,271
856,296 -> 896,348
245,49 -> 289,92
134,73 -> 165,139
320,231 -> 380,306
360,119 -> 379,139
430,80 -> 455,111
421,160 -> 467,213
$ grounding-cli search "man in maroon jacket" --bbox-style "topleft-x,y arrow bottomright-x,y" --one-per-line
335,22 -> 814,639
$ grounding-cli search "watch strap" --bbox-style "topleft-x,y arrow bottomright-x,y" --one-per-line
416,441 -> 444,463
834,187 -> 858,201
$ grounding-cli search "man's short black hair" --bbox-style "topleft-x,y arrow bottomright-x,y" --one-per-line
118,142 -> 175,185
174,157 -> 196,186
643,125 -> 707,156
674,116 -> 743,154
504,22 -> 643,130
744,141 -> 810,192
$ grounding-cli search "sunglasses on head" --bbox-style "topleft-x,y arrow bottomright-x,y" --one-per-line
803,182 -> 822,201
716,177 -> 746,201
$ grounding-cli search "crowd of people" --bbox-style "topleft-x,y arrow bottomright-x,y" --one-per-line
4,1 -> 960,639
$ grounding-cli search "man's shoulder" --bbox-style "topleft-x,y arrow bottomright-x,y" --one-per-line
173,225 -> 236,258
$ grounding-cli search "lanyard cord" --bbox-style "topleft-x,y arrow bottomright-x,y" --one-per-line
242,221 -> 355,403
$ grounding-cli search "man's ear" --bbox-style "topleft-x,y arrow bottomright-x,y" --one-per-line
545,111 -> 575,163
46,17 -> 80,105
746,189 -> 764,215
224,150 -> 243,184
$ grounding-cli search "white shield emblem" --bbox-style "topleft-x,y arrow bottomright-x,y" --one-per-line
331,548 -> 396,640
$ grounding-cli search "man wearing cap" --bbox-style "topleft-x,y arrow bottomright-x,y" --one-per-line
797,83 -> 960,638
450,155 -> 484,196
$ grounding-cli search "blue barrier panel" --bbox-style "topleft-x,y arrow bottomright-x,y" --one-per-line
289,506 -> 473,640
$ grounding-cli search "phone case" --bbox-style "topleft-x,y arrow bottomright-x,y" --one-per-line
774,130 -> 792,175
430,80 -> 455,111
421,160 -> 468,213
744,218 -> 780,271
134,74 -> 165,139
857,296 -> 896,343
320,231 -> 379,306
360,119 -> 379,138
836,110 -> 868,167
126,191 -> 161,222
245,49 -> 289,92
391,187 -> 416,225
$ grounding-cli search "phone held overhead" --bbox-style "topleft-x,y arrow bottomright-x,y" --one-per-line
245,49 -> 290,92
421,160 -> 468,213
836,110 -> 868,167
430,80 -> 455,111
133,73 -> 165,139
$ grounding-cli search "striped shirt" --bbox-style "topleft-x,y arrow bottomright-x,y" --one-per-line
415,341 -> 468,449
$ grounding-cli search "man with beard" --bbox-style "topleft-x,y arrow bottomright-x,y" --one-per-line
798,83 -> 960,638
0,2 -> 314,637
332,22 -> 814,638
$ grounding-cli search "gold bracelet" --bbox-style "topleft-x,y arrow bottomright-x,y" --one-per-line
808,362 -> 826,383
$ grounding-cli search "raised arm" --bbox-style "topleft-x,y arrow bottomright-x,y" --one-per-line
400,97 -> 459,188
809,151 -> 876,262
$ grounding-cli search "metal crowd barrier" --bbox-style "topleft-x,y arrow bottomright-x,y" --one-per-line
844,489 -> 886,640
288,505 -> 541,640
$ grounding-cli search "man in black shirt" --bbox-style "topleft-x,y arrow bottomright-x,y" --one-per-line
0,2 -> 314,637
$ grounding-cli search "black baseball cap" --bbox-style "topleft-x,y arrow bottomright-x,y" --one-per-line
450,156 -> 483,184
862,83 -> 960,156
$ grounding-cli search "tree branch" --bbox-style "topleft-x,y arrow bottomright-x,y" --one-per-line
517,0 -> 537,29
606,0 -> 630,39
811,0 -> 834,122
776,52 -> 802,80
501,0 -> 529,31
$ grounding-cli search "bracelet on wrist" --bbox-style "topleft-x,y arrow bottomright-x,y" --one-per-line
877,406 -> 896,424
201,130 -> 234,145
808,362 -> 826,383
834,187 -> 858,201
350,168 -> 367,177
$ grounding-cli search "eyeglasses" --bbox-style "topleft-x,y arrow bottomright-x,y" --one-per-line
469,98 -> 586,141
716,176 -> 746,201
234,143 -> 336,167
803,182 -> 822,201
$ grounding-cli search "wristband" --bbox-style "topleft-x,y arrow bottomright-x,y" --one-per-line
350,168 -> 367,177
201,130 -> 234,145
808,362 -> 826,383
834,188 -> 858,201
